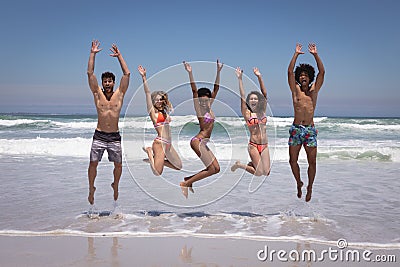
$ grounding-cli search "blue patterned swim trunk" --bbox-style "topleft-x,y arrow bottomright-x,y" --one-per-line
288,124 -> 318,147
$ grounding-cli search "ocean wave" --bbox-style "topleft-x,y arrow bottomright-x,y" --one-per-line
0,118 -> 52,128
0,137 -> 399,162
268,117 -> 329,127
0,137 -> 91,157
3,115 -> 399,133
52,120 -> 97,129
1,115 -> 399,162
272,145 -> 399,162
318,150 -> 393,161
322,123 -> 400,131
0,117 -> 97,131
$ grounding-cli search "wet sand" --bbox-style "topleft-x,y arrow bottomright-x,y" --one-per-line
0,235 -> 398,266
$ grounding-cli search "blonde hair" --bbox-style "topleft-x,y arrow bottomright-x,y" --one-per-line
151,91 -> 173,113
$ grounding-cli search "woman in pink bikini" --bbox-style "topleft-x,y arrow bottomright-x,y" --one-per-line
138,65 -> 182,176
180,60 -> 223,198
231,67 -> 271,176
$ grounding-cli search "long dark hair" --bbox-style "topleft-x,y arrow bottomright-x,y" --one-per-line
246,91 -> 266,114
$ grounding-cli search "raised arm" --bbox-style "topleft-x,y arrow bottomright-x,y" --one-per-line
211,59 -> 223,104
236,67 -> 248,117
110,44 -> 130,95
183,61 -> 198,97
253,67 -> 267,99
138,65 -> 155,117
87,40 -> 102,93
183,61 -> 201,114
288,43 -> 304,92
308,43 -> 325,92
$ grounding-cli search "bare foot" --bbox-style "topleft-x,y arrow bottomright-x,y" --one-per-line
297,181 -> 304,199
180,182 -> 188,199
305,186 -> 312,202
183,177 -> 194,193
111,183 -> 118,201
88,186 -> 96,205
142,146 -> 154,158
231,161 -> 241,172
142,146 -> 152,154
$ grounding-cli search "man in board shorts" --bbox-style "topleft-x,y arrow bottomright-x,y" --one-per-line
87,40 -> 130,205
287,43 -> 325,202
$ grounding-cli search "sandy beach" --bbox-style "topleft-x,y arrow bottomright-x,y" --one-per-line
1,235 -> 398,267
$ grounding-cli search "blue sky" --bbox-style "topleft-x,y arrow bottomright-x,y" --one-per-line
0,0 -> 399,117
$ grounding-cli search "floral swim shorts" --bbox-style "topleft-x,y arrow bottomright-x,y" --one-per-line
288,124 -> 318,147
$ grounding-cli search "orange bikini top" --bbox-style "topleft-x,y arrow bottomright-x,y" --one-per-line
154,112 -> 170,128
246,113 -> 267,126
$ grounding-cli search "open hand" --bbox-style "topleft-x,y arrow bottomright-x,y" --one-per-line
109,44 -> 120,57
138,65 -> 146,77
295,43 -> 304,54
183,61 -> 192,73
253,67 -> 261,77
91,40 -> 102,54
308,43 -> 318,55
235,67 -> 243,79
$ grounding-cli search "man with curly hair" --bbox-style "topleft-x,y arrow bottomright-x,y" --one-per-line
287,43 -> 325,202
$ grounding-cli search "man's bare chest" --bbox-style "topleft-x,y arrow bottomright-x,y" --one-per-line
294,91 -> 314,104
96,98 -> 121,111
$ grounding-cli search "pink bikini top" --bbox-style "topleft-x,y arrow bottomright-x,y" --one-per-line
203,112 -> 215,124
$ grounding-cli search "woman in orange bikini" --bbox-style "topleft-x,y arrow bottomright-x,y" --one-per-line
231,67 -> 271,176
180,60 -> 223,198
138,65 -> 182,176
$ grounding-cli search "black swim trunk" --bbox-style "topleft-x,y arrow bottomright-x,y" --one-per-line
90,130 -> 122,163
